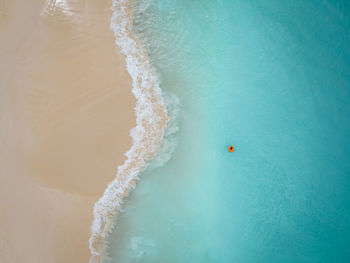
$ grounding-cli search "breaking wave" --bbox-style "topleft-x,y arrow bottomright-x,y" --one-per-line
89,0 -> 177,261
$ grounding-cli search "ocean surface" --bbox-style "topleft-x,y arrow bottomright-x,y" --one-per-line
104,0 -> 350,262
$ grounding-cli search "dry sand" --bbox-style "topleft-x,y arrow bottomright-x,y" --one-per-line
0,0 -> 135,262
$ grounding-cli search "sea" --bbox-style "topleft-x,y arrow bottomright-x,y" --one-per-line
101,0 -> 350,262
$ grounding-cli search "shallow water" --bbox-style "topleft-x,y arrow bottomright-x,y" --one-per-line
105,0 -> 350,262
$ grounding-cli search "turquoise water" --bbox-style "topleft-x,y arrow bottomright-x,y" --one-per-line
106,1 -> 350,262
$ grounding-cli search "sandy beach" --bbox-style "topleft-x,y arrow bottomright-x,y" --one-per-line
0,0 -> 135,262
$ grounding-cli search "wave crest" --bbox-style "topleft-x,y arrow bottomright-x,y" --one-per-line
89,0 -> 169,258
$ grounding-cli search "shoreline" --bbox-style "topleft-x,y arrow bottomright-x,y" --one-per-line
89,0 -> 170,260
0,0 -> 136,262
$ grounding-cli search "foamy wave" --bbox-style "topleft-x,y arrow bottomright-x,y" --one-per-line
149,92 -> 180,169
89,0 -> 170,258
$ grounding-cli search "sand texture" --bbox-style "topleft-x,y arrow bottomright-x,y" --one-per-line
0,0 -> 135,262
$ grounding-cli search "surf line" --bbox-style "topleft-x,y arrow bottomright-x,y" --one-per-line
89,0 -> 169,261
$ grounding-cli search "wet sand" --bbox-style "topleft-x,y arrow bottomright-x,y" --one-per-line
0,0 -> 135,262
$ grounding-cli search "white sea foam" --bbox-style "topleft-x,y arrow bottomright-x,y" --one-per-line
89,0 -> 176,259
148,92 -> 180,170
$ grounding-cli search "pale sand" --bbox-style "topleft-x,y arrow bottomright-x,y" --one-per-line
0,0 -> 135,262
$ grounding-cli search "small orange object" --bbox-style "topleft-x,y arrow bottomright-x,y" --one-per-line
228,146 -> 234,152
